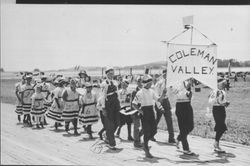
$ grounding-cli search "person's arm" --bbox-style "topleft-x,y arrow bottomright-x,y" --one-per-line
62,89 -> 68,102
31,95 -> 35,110
132,93 -> 143,115
15,85 -> 22,102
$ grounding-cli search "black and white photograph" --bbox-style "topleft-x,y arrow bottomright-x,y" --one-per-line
1,0 -> 250,165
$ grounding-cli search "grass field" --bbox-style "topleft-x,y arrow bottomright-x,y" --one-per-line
1,75 -> 250,145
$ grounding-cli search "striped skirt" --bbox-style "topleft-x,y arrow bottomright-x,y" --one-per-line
61,110 -> 79,122
31,108 -> 45,118
22,103 -> 32,115
15,103 -> 23,115
46,108 -> 64,122
79,103 -> 99,126
43,102 -> 52,113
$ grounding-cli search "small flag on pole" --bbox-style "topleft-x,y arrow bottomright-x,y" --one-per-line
183,15 -> 194,29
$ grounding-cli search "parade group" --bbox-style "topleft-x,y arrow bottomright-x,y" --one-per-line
14,67 -> 230,158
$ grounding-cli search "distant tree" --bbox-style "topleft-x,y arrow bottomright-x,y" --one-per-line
33,68 -> 40,72
0,68 -> 4,72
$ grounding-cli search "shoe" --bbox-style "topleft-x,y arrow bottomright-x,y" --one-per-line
40,123 -> 44,128
74,131 -> 80,136
183,150 -> 196,155
169,138 -> 176,143
150,137 -> 156,142
134,142 -> 143,148
128,136 -> 134,141
36,124 -> 40,128
98,132 -> 103,140
109,145 -> 117,150
145,151 -> 154,158
214,146 -> 225,153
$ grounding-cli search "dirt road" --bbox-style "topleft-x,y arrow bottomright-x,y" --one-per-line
1,103 -> 250,165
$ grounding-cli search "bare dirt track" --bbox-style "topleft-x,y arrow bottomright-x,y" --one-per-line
1,103 -> 250,165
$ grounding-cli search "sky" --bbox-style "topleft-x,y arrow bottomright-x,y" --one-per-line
1,0 -> 250,71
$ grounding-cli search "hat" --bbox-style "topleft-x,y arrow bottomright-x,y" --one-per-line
142,74 -> 153,85
162,69 -> 167,74
25,73 -> 33,79
85,82 -> 93,88
78,70 -> 87,76
105,66 -> 114,74
41,75 -> 47,79
217,76 -> 226,83
123,79 -> 129,85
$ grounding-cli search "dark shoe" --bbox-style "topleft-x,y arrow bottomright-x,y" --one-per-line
108,145 -> 117,150
40,122 -> 44,128
168,138 -> 176,143
128,136 -> 134,141
36,124 -> 40,128
145,151 -> 154,158
150,137 -> 156,142
183,150 -> 196,156
134,142 -> 143,148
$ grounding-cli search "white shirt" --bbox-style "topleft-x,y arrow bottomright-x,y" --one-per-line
209,89 -> 227,106
154,78 -> 170,98
170,81 -> 191,102
132,88 -> 159,107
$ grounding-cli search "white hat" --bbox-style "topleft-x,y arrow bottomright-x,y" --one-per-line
142,74 -> 153,85
105,66 -> 114,74
25,73 -> 33,79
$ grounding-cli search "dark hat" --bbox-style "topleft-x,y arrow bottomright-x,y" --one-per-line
78,70 -> 87,76
162,69 -> 167,74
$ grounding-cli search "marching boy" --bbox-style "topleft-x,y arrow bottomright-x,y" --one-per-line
132,74 -> 166,158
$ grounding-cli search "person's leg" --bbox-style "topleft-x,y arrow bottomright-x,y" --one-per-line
87,125 -> 93,139
155,104 -> 163,125
162,98 -> 175,142
73,118 -> 79,135
65,121 -> 70,132
127,123 -> 134,141
18,115 -> 21,122
104,116 -> 116,147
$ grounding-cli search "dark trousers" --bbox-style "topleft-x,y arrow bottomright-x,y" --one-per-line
175,102 -> 194,151
132,113 -> 143,143
86,125 -> 92,134
141,106 -> 157,151
213,106 -> 227,142
104,96 -> 120,147
156,98 -> 174,140
99,111 -> 106,135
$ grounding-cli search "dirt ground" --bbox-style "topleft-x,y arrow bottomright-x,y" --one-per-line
1,103 -> 250,165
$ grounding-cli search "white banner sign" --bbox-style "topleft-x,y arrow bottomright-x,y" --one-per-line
167,43 -> 218,90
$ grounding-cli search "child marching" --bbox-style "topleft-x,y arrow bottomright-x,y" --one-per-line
79,82 -> 99,139
62,79 -> 81,135
132,74 -> 166,158
209,77 -> 230,153
20,73 -> 35,127
46,77 -> 65,130
15,75 -> 26,123
116,79 -> 134,141
171,79 -> 196,155
41,75 -> 51,125
31,84 -> 48,128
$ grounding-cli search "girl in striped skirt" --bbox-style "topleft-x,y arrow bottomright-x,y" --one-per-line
209,78 -> 230,153
79,82 -> 99,139
62,79 -> 81,135
41,75 -> 51,125
31,84 -> 47,128
15,75 -> 26,123
20,74 -> 35,127
46,78 -> 65,130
